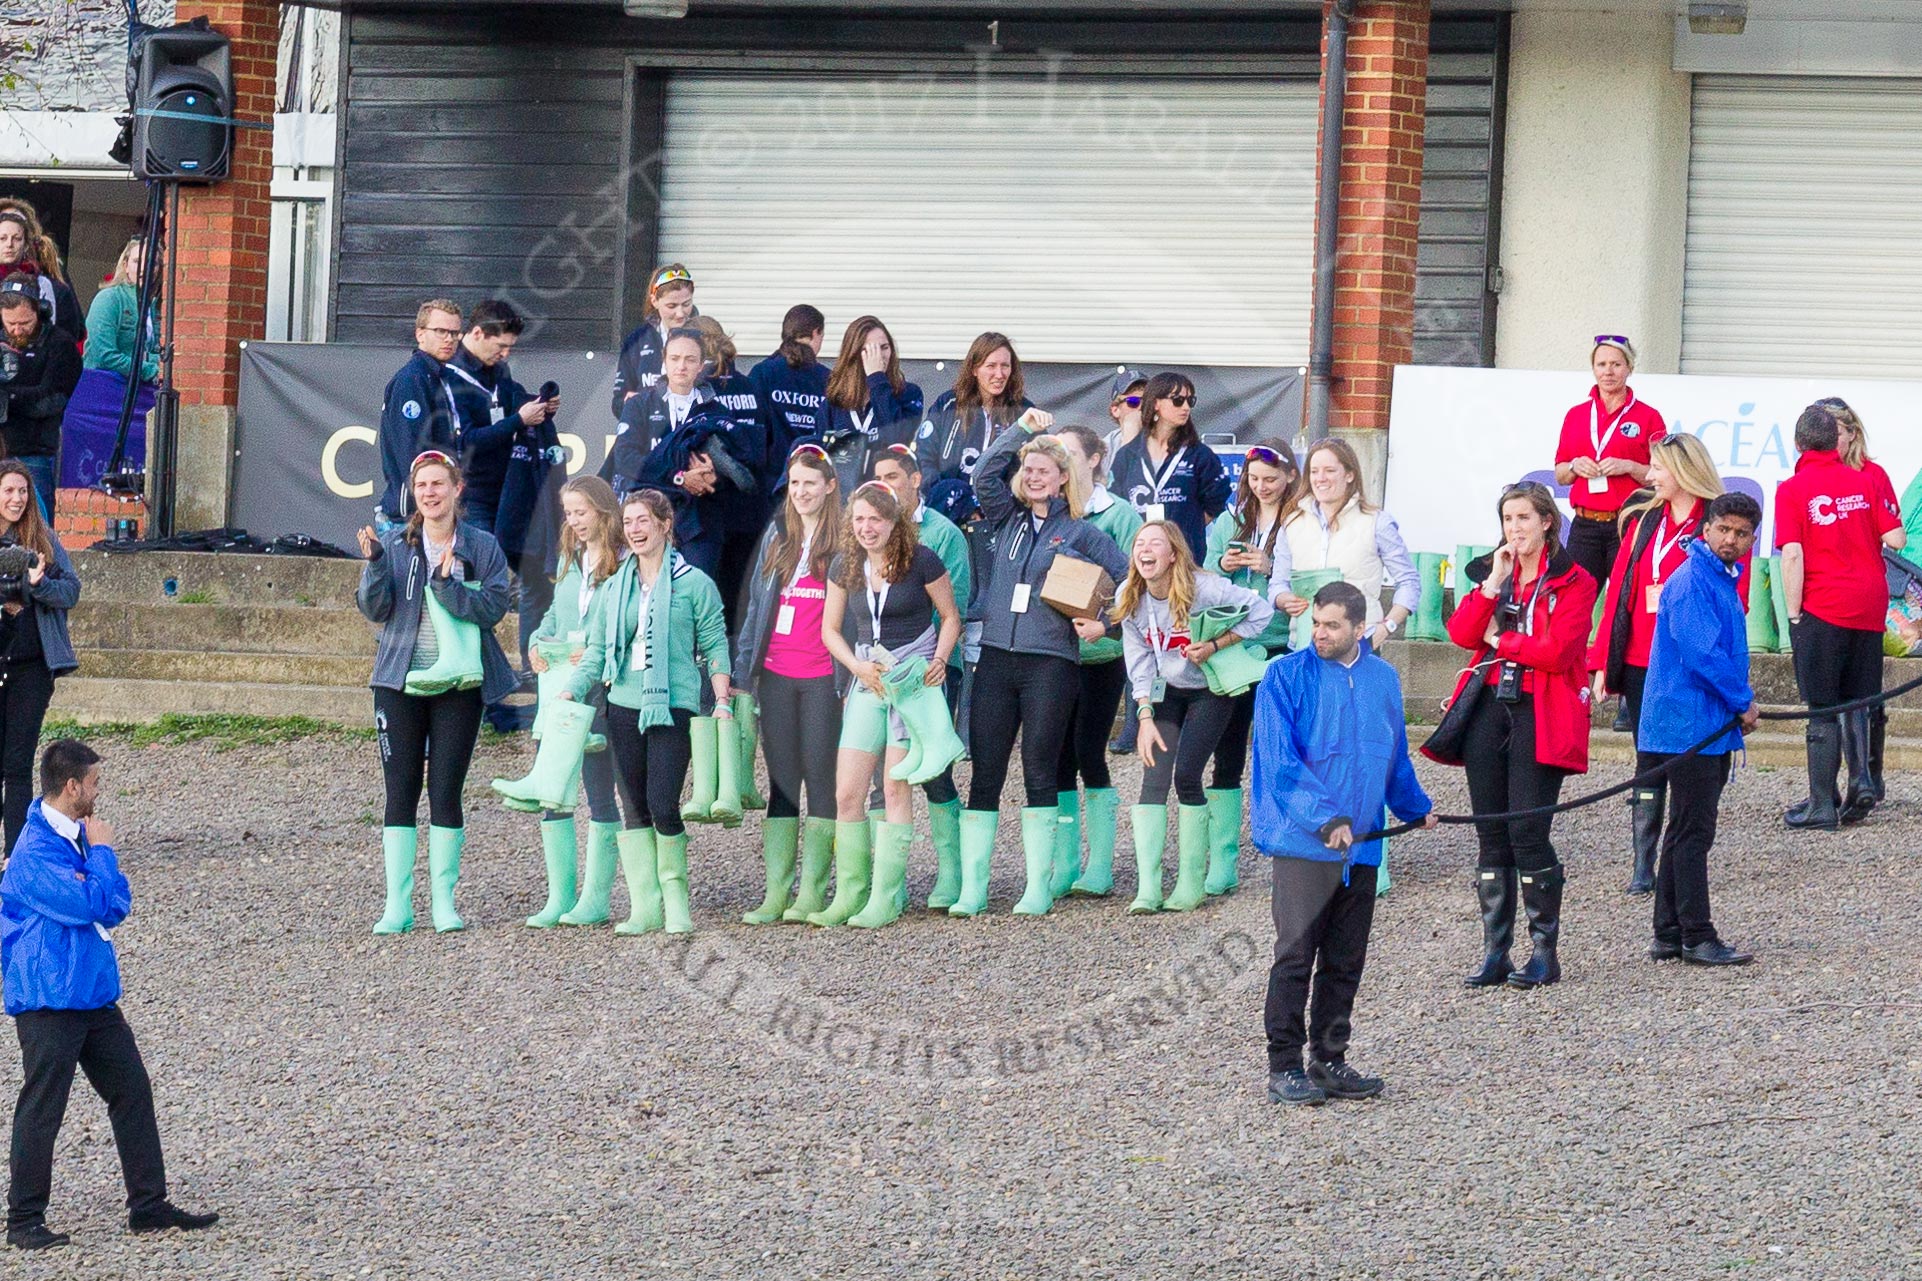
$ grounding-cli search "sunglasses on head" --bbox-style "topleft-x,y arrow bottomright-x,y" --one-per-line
852,480 -> 893,501
1164,394 -> 1196,409
1593,334 -> 1631,347
1244,445 -> 1286,466
788,442 -> 829,461
412,450 -> 456,470
1815,397 -> 1849,412
652,267 -> 692,289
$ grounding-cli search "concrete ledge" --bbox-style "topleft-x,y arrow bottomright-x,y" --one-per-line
51,676 -> 377,726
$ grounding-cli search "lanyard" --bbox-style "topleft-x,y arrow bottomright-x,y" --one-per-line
784,535 -> 815,594
1141,445 -> 1187,497
1510,567 -> 1548,637
1588,392 -> 1636,459
851,406 -> 875,438
863,562 -> 889,645
577,566 -> 598,620
1145,597 -> 1179,659
1647,513 -> 1693,587
445,361 -> 502,419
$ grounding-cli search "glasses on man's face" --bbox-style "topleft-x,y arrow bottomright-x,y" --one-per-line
1164,395 -> 1196,409
422,327 -> 461,340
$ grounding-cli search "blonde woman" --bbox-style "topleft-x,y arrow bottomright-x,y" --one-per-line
1276,439 -> 1422,647
1115,521 -> 1272,914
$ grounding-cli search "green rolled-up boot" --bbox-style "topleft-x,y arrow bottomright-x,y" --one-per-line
1128,805 -> 1167,914
374,825 -> 416,934
783,818 -> 837,922
1163,804 -> 1212,912
1204,788 -> 1243,896
1012,806 -> 1060,916
734,693 -> 766,810
926,798 -> 963,910
404,583 -> 485,695
1770,556 -> 1793,656
527,818 -> 579,927
614,827 -> 663,935
889,681 -> 967,785
1377,844 -> 1392,898
850,821 -> 913,929
745,816 -> 799,924
1454,545 -> 1493,599
492,697 -> 594,813
1072,788 -> 1119,896
559,820 -> 620,925
1050,789 -> 1082,898
530,641 -> 576,740
709,716 -> 745,828
1287,568 -> 1343,651
427,824 -> 466,933
808,820 -> 872,927
1407,552 -> 1449,641
680,716 -> 719,823
657,831 -> 693,934
948,809 -> 998,918
1747,556 -> 1778,653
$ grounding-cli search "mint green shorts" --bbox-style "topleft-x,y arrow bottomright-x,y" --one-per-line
839,684 -> 907,755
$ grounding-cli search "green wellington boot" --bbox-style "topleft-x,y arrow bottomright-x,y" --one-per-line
888,681 -> 967,785
1049,790 -> 1082,898
374,826 -> 417,934
614,827 -> 663,935
708,716 -> 745,828
1071,788 -> 1119,896
782,817 -> 837,922
680,716 -> 720,823
850,821 -> 913,928
657,831 -> 694,934
926,798 -> 963,910
1769,556 -> 1794,656
1377,836 -> 1393,898
733,693 -> 766,810
1128,805 -> 1168,914
1204,788 -> 1243,896
745,816 -> 799,924
427,825 -> 466,933
492,697 -> 594,813
808,819 -> 873,927
948,809 -> 998,918
559,820 -> 620,925
529,640 -> 576,740
526,818 -> 579,927
403,585 -> 484,696
1406,552 -> 1449,641
1012,806 -> 1061,916
1163,804 -> 1212,912
1746,557 -> 1778,653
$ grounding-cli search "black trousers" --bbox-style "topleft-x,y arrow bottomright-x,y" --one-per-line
1649,751 -> 1731,947
374,686 -> 484,828
1790,614 -> 1885,721
758,671 -> 840,821
1055,657 -> 1128,793
8,1005 -> 166,1230
1210,687 -> 1258,790
606,705 -> 694,836
0,658 -> 54,857
1140,683 -> 1238,807
1461,691 -> 1566,872
1264,857 -> 1376,1072
1565,515 -> 1620,594
967,649 -> 1078,809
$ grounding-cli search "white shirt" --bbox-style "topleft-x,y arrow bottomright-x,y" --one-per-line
43,802 -> 83,849
665,390 -> 695,429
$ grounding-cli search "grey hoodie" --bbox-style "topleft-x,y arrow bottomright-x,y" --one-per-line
1121,573 -> 1274,701
356,522 -> 517,703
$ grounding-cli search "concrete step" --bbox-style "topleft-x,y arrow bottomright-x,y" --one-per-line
70,549 -> 364,605
50,676 -> 377,726
71,601 -> 377,656
73,648 -> 370,687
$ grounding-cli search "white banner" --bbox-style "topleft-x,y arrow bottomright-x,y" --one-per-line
1384,366 -> 1922,556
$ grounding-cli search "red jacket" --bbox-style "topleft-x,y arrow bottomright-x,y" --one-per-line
1440,548 -> 1598,774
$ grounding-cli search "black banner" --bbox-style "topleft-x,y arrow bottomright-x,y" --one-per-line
233,342 -> 1302,546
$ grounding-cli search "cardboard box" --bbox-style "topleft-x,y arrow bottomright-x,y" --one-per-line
1040,556 -> 1116,620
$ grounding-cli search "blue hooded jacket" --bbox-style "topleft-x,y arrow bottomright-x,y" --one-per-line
1250,644 -> 1432,877
1639,538 -> 1753,757
2,799 -> 129,1015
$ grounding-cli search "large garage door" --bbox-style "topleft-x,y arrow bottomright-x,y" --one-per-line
1684,75 -> 1922,377
657,72 -> 1317,365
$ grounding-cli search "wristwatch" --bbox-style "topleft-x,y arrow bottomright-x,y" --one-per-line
1382,618 -> 1400,635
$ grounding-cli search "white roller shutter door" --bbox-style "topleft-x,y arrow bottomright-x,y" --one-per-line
1683,75 -> 1922,377
657,72 -> 1316,365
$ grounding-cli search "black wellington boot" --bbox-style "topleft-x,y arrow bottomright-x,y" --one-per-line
1625,786 -> 1662,896
1784,721 -> 1842,831
1463,867 -> 1517,988
1869,705 -> 1888,805
1507,864 -> 1564,989
1840,710 -> 1876,825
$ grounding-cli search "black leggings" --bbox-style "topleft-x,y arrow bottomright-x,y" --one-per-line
758,670 -> 840,820
1056,658 -> 1128,793
1140,683 -> 1238,807
1210,687 -> 1257,790
1461,690 -> 1566,872
1565,516 -> 1619,596
968,648 -> 1078,809
0,658 -> 54,856
606,705 -> 694,836
375,686 -> 483,828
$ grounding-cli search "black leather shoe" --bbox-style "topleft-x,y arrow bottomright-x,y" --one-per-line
1308,1058 -> 1384,1100
1648,937 -> 1683,961
7,1223 -> 70,1250
129,1203 -> 220,1234
1681,940 -> 1753,967
1265,1067 -> 1327,1106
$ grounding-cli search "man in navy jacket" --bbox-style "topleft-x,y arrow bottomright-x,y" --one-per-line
2,741 -> 216,1250
1639,492 -> 1762,967
374,299 -> 462,528
1251,582 -> 1434,1107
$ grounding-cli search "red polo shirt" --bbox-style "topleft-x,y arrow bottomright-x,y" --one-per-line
1774,449 -> 1900,632
1554,386 -> 1668,514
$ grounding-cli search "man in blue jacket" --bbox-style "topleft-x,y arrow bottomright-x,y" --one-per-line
374,298 -> 462,529
1251,582 -> 1435,1107
1640,492 -> 1763,967
3,741 -> 216,1250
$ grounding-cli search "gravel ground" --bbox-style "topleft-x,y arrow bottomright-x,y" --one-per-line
3,732 -> 1919,1280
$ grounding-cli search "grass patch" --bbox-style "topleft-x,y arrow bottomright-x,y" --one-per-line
41,714 -> 374,752
173,588 -> 218,605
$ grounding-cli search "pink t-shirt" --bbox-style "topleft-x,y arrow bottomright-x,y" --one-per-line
762,573 -> 833,680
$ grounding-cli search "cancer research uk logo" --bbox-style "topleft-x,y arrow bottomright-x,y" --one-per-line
1808,493 -> 1870,527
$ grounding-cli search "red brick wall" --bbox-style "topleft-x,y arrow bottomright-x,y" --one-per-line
1316,0 -> 1430,432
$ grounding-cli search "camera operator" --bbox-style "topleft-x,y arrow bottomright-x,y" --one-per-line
0,276 -> 80,523
0,461 -> 78,856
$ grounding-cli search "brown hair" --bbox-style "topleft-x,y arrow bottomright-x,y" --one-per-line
1054,422 -> 1108,486
557,475 -> 623,584
768,451 -> 842,587
0,201 -> 64,284
779,303 -> 825,369
1110,520 -> 1199,630
1138,371 -> 1201,451
826,315 -> 906,408
641,262 -> 694,323
688,314 -> 738,377
1234,439 -> 1300,548
951,331 -> 1026,424
0,461 -> 56,565
621,487 -> 678,546
403,452 -> 465,547
414,298 -> 462,329
1497,481 -> 1564,562
837,482 -> 919,587
1286,438 -> 1377,532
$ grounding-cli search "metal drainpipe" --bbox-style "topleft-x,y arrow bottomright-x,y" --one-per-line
1307,0 -> 1358,441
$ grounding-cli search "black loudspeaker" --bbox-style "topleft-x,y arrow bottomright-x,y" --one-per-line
131,25 -> 234,182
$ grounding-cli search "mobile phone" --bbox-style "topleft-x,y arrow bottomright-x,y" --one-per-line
1226,540 -> 1248,554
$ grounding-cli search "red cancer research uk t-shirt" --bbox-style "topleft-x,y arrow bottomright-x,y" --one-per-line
1554,387 -> 1669,514
1773,450 -> 1901,632
761,573 -> 834,680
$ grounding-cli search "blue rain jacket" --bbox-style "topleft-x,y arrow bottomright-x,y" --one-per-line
2,799 -> 129,1015
1639,538 -> 1753,758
